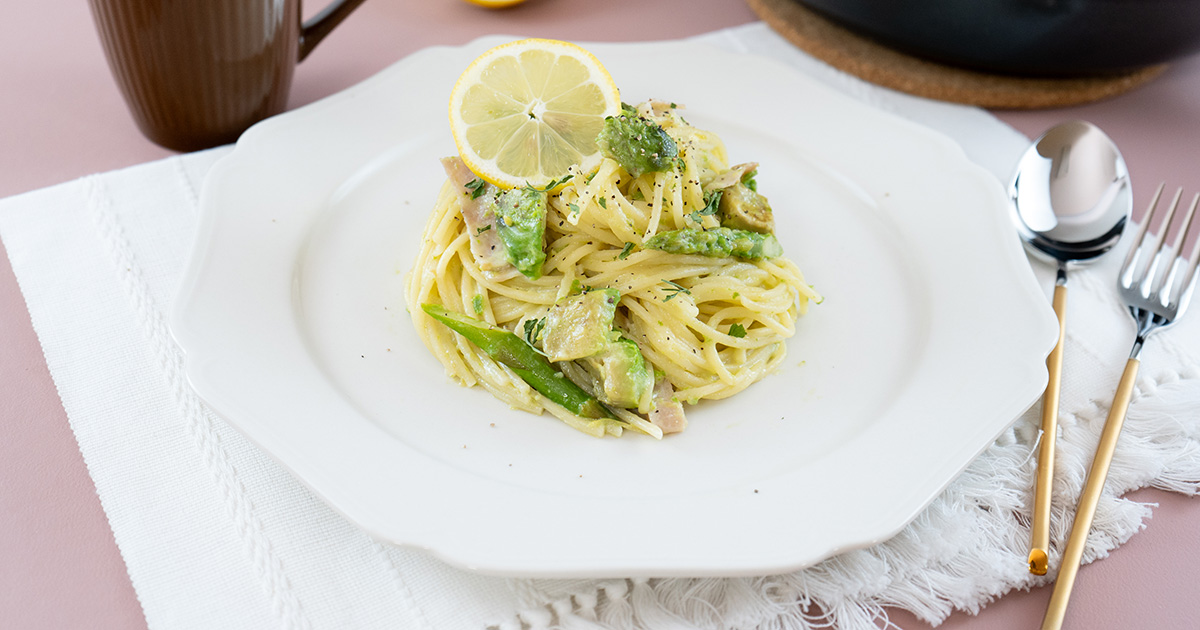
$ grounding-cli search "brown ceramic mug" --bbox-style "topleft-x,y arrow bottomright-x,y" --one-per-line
88,0 -> 369,152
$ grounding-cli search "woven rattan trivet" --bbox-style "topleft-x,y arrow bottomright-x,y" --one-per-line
746,0 -> 1166,109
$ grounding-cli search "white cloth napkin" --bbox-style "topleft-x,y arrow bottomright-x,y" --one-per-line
2,23 -> 1198,630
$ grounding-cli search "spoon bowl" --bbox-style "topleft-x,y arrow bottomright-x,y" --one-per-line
1012,120 -> 1130,266
1009,119 -> 1131,576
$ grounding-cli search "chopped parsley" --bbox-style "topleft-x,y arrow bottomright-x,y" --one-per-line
617,242 -> 635,260
472,294 -> 485,315
523,174 -> 573,193
475,224 -> 492,235
598,197 -> 607,209
660,279 -> 691,302
522,317 -> 546,348
688,189 -> 723,224
464,178 -> 488,200
728,323 -> 747,338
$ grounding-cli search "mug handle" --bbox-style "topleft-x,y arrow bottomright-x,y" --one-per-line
298,0 -> 370,62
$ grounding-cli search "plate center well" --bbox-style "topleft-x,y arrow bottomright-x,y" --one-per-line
293,127 -> 927,500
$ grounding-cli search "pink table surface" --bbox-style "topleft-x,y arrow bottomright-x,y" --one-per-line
1,1 -> 1198,628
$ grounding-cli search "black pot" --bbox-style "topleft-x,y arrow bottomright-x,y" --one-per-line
797,0 -> 1200,76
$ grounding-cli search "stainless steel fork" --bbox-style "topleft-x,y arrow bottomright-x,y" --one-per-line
1041,183 -> 1200,630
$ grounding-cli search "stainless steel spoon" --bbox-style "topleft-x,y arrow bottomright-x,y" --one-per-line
1010,120 -> 1131,576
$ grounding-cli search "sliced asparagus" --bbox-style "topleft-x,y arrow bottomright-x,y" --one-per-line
421,304 -> 613,419
643,226 -> 783,260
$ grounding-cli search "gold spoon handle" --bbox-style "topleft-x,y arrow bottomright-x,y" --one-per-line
1041,357 -> 1140,630
1030,283 -> 1067,576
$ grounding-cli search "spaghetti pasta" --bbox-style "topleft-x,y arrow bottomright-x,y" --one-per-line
406,100 -> 820,437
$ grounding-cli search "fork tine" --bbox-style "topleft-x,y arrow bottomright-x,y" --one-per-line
1169,192 -> 1200,256
1149,186 -> 1184,255
1148,188 -> 1196,300
1138,186 -> 1183,298
1121,183 -> 1165,286
1169,193 -> 1200,308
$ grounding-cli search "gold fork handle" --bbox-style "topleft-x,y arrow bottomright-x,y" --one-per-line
1041,357 -> 1141,630
1030,283 -> 1067,575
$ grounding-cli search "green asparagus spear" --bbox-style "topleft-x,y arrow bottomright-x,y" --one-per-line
643,227 -> 783,260
421,304 -> 613,419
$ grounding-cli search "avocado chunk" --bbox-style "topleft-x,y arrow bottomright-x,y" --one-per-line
596,111 -> 679,177
643,227 -> 783,260
541,288 -> 619,362
719,183 -> 774,233
494,187 -> 548,279
582,337 -> 654,410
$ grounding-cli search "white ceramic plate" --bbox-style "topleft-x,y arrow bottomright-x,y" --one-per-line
171,37 -> 1059,578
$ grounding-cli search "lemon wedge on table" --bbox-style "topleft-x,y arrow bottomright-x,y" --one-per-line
461,0 -> 527,7
448,38 -> 621,190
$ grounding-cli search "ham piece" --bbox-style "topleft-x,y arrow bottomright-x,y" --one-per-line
440,157 -> 513,275
648,378 -> 687,435
704,161 -> 758,192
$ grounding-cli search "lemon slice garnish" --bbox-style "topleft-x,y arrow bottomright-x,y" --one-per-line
449,38 -> 621,190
